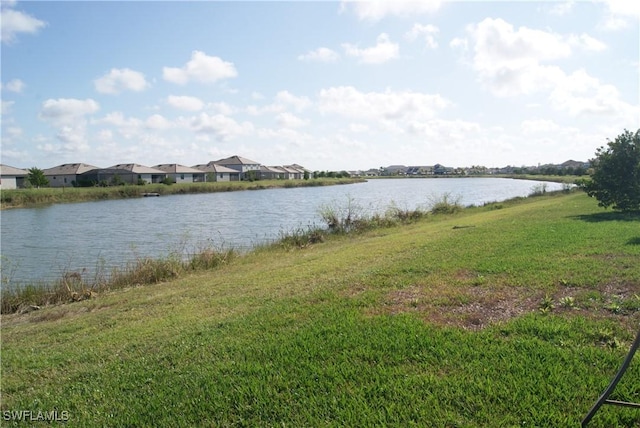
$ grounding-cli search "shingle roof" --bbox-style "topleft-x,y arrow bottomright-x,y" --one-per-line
261,166 -> 286,173
192,163 -> 239,174
213,155 -> 260,166
153,164 -> 206,174
108,164 -> 165,174
0,164 -> 28,176
43,163 -> 99,175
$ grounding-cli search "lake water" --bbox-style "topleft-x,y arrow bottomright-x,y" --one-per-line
1,178 -> 565,285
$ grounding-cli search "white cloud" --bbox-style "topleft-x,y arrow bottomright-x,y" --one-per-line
568,34 -> 607,52
521,119 -> 561,134
1,100 -> 15,115
39,98 -> 100,125
93,111 -> 143,139
163,51 -> 238,85
190,113 -> 253,141
340,0 -> 442,22
318,86 -> 451,122
55,125 -> 90,151
146,114 -> 172,130
276,112 -> 308,128
349,123 -> 370,133
298,47 -> 340,62
167,95 -> 204,111
94,68 -> 149,94
549,69 -> 636,118
599,0 -> 640,30
208,102 -> 236,116
2,78 -> 25,93
463,18 -> 606,97
275,90 -> 312,111
548,1 -> 574,16
342,33 -> 399,64
405,24 -> 440,49
1,7 -> 46,44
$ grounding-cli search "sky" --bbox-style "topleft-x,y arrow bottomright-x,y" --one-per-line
1,0 -> 638,172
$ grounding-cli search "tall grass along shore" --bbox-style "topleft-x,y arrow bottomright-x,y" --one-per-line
0,177 -> 363,209
2,191 -> 639,426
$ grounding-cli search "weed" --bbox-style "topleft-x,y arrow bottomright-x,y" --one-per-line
539,294 -> 555,314
529,183 -> 548,196
559,296 -> 576,309
277,226 -> 326,249
428,192 -> 463,214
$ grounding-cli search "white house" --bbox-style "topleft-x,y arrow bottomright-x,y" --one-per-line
0,164 -> 28,189
213,155 -> 261,180
43,163 -> 100,187
192,163 -> 241,182
153,164 -> 206,183
109,164 -> 166,184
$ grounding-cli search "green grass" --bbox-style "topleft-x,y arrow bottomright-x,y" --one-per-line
2,192 -> 639,426
0,178 -> 362,209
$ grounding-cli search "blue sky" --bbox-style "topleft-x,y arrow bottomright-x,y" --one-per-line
1,0 -> 638,171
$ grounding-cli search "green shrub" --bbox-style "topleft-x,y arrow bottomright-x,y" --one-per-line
429,192 -> 463,214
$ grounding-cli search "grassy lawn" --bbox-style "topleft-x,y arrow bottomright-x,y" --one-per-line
1,192 -> 639,426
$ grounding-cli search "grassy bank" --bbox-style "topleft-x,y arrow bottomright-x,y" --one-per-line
2,192 -> 639,426
506,173 -> 587,184
0,178 -> 363,209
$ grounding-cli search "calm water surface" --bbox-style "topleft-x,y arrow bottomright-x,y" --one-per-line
1,178 -> 565,285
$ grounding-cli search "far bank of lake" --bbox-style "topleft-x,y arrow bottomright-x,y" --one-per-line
1,177 -> 567,285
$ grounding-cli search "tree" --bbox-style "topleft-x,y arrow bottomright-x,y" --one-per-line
27,167 -> 49,188
584,129 -> 640,212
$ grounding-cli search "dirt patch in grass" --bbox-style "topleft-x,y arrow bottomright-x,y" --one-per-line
379,284 -> 540,330
376,281 -> 640,331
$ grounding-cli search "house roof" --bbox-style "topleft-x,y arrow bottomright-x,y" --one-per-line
153,164 -> 205,174
213,155 -> 260,166
192,163 -> 239,174
0,164 -> 28,176
80,168 -> 132,175
43,163 -> 99,175
279,166 -> 300,174
261,166 -> 285,173
284,164 -> 310,172
109,164 -> 165,174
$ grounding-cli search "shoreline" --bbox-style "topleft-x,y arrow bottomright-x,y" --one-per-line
0,175 -> 583,210
0,177 -> 365,210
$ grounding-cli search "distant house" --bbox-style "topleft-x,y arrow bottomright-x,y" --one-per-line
109,164 -> 166,184
192,162 -> 240,182
363,169 -> 380,177
258,166 -> 286,180
153,164 -> 206,183
384,165 -> 408,175
43,163 -> 100,187
283,164 -> 308,179
0,164 -> 28,189
78,168 -> 138,186
213,155 -> 261,180
433,164 -> 454,175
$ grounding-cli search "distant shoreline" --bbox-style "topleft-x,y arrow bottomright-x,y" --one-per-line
0,178 -> 365,210
0,175 -> 583,210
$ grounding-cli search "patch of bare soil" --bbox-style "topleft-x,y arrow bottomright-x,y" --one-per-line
376,280 -> 639,331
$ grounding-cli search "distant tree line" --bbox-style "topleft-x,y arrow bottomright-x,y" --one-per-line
313,170 -> 351,179
512,165 -> 587,176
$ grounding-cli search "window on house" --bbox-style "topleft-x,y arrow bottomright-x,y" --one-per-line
181,174 -> 184,180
